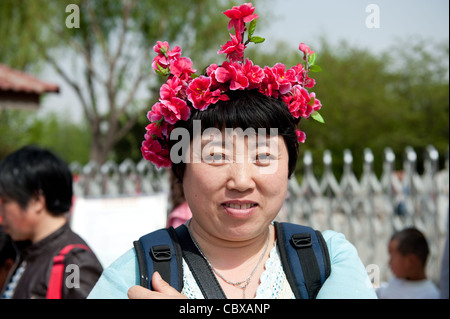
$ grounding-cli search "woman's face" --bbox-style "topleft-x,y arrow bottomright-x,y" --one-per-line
182,129 -> 289,242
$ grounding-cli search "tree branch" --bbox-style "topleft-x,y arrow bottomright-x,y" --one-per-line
117,46 -> 152,116
114,113 -> 140,145
110,0 -> 135,71
44,52 -> 92,124
85,0 -> 111,65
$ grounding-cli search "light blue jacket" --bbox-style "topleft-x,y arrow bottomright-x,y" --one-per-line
88,230 -> 377,299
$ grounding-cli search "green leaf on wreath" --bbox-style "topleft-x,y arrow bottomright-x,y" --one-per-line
308,52 -> 317,66
248,19 -> 257,38
311,111 -> 325,123
250,36 -> 265,44
309,65 -> 322,72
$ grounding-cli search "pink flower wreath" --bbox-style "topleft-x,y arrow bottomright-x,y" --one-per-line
142,2 -> 324,168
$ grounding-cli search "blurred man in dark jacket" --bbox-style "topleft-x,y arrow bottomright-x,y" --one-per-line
0,145 -> 102,299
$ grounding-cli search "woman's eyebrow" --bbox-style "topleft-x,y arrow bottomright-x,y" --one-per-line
200,138 -> 225,148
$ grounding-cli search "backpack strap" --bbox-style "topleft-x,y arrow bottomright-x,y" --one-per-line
46,243 -> 90,299
274,221 -> 331,299
134,225 -> 226,298
174,225 -> 226,299
133,226 -> 183,292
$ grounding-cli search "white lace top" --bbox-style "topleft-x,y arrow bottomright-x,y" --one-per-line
181,242 -> 295,299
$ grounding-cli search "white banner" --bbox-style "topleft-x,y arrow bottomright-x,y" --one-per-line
70,193 -> 168,268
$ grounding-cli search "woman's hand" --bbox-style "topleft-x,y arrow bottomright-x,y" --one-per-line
127,271 -> 188,299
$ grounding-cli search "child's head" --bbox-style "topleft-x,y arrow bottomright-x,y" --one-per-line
388,227 -> 430,280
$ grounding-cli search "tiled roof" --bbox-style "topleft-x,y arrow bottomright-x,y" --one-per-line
0,63 -> 59,94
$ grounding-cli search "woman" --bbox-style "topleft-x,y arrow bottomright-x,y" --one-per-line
88,3 -> 376,299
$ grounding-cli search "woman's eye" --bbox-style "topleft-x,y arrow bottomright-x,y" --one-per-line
255,153 -> 275,165
205,153 -> 226,163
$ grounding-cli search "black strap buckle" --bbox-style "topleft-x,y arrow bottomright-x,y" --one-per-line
291,233 -> 312,248
151,245 -> 172,261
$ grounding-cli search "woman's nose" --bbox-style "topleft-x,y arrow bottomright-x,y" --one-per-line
226,161 -> 256,192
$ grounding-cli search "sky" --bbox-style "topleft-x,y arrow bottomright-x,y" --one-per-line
259,0 -> 449,53
39,0 -> 449,123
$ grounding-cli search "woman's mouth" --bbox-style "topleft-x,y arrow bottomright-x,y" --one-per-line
221,201 -> 258,219
223,203 -> 258,209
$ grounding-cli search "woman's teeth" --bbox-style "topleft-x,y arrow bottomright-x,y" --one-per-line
224,203 -> 256,209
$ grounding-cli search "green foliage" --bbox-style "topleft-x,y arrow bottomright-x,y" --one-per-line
0,109 -> 91,164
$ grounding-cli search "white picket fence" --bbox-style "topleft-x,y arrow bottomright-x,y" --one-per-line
70,145 -> 449,284
282,146 -> 449,284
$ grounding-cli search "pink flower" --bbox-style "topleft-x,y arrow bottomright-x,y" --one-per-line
159,97 -> 191,124
152,55 -> 169,72
153,41 -> 169,54
299,43 -> 314,59
149,100 -> 190,126
152,42 -> 183,73
160,77 -> 182,100
210,89 -> 230,104
206,64 -> 219,77
167,46 -> 182,60
187,76 -> 211,110
271,63 -> 295,95
223,3 -> 258,34
289,63 -> 305,84
215,64 -> 231,84
141,138 -> 172,168
206,64 -> 220,88
288,63 -> 315,88
242,58 -> 264,88
147,103 -> 164,122
145,122 -> 169,139
296,129 -> 306,143
309,92 -> 322,111
187,76 -> 214,111
304,76 -> 316,89
215,61 -> 248,90
228,62 -> 249,90
259,66 -> 279,97
187,76 -> 229,110
206,64 -> 231,94
153,41 -> 182,59
218,33 -> 245,63
149,100 -> 189,128
281,85 -> 312,119
169,57 -> 196,81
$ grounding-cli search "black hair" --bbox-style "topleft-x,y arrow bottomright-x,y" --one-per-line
0,145 -> 73,216
170,89 -> 300,181
391,227 -> 430,266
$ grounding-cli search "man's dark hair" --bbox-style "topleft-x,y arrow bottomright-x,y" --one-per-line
391,227 -> 430,266
0,145 -> 73,215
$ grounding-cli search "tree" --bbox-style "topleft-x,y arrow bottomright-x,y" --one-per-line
1,0 -> 237,164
